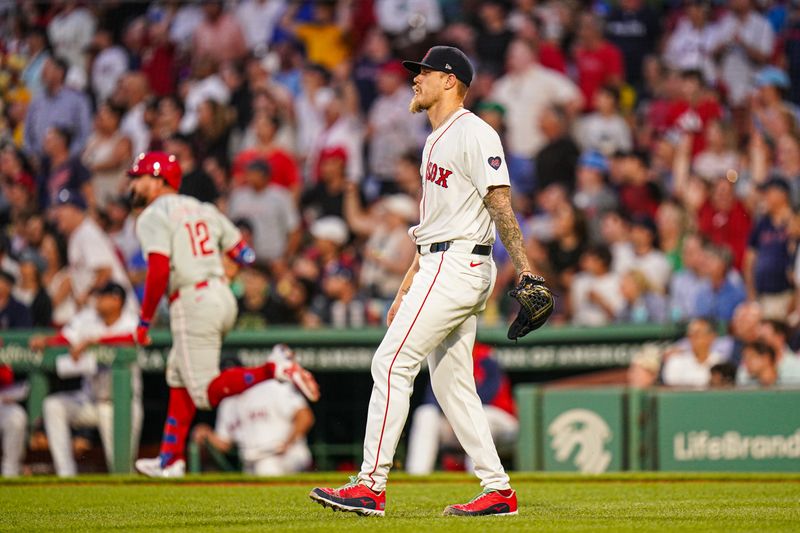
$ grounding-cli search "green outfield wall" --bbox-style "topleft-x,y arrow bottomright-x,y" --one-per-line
515,385 -> 800,473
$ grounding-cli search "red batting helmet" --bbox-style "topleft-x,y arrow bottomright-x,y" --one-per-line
128,152 -> 182,190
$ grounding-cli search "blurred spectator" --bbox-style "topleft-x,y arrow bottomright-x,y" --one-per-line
24,56 -> 91,158
545,203 -> 587,299
105,198 -> 139,265
692,121 -> 741,182
88,29 -> 129,105
662,317 -> 725,387
192,347 -> 314,476
663,0 -> 717,84
740,341 -> 778,387
572,13 -> 624,110
709,362 -> 737,387
20,26 -> 50,98
475,0 -> 514,74
617,269 -> 667,324
346,191 -> 417,308
0,364 -> 27,477
667,70 -> 723,156
366,60 -> 423,196
745,178 -> 794,319
576,85 -> 632,156
491,39 -> 582,193
30,281 -> 141,477
375,0 -> 443,53
617,151 -> 662,218
604,0 -> 660,88
81,103 -> 133,210
738,319 -> 800,385
729,301 -> 763,366
228,160 -> 301,264
572,152 -> 617,243
668,233 -> 709,323
695,244 -> 746,323
353,29 -> 393,113
0,270 -> 32,329
116,71 -> 151,158
192,2 -> 248,64
601,209 -> 635,275
180,57 -> 230,135
232,113 -> 301,196
571,245 -> 623,326
302,147 -> 350,221
311,264 -> 367,328
235,0 -> 286,55
149,96 -> 184,152
39,231 -> 76,327
627,344 -> 662,389
194,99 -> 234,168
51,189 -> 137,314
655,200 -> 687,272
140,13 -> 177,98
236,265 -> 304,328
406,343 -> 517,475
13,249 -> 52,327
296,64 -> 334,162
47,2 -> 96,89
283,0 -> 350,71
629,215 -> 671,293
535,105 -> 579,192
38,126 -> 92,209
0,147 -> 37,224
712,0 -> 775,109
697,178 -> 751,270
308,85 -> 364,184
164,134 -> 220,206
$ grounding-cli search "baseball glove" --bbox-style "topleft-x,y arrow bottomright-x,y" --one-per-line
507,274 -> 554,340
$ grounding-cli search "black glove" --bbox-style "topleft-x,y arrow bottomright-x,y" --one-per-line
507,274 -> 554,340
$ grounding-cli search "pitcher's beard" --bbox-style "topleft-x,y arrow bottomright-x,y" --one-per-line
409,95 -> 427,114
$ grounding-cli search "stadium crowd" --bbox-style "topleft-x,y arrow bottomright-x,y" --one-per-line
0,0 -> 798,333
1,0 -> 800,477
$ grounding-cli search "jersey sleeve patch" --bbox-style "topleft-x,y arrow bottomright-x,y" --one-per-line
488,156 -> 502,170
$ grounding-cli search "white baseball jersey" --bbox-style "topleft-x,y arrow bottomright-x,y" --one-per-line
410,110 -> 510,246
215,380 -> 308,461
136,195 -> 242,293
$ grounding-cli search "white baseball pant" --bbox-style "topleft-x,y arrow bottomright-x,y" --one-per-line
357,244 -> 511,492
43,391 -> 143,477
244,442 -> 312,476
166,279 -> 237,410
0,403 -> 27,477
405,403 -> 519,475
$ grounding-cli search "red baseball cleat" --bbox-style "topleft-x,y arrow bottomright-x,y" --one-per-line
443,488 -> 518,517
309,477 -> 386,517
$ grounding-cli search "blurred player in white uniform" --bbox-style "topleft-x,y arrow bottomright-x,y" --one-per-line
0,365 -> 27,477
29,282 -> 142,477
127,152 -> 319,478
311,46 -> 535,517
192,345 -> 314,476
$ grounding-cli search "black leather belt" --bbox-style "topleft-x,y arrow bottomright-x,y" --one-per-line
417,242 -> 492,255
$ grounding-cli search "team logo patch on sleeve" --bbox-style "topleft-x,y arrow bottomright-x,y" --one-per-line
488,156 -> 502,170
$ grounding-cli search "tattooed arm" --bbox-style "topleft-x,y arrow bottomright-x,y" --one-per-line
484,185 -> 532,279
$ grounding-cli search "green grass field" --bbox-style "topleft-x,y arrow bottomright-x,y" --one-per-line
1,473 -> 799,532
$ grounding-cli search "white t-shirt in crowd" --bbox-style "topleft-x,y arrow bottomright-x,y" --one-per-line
491,65 -> 581,157
571,271 -> 624,326
662,348 -> 726,388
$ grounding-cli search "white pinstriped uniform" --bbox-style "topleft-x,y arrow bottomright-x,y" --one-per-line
136,195 -> 241,409
357,110 -> 512,492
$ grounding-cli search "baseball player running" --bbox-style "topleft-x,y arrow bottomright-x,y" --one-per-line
310,46 -> 537,517
127,152 -> 320,478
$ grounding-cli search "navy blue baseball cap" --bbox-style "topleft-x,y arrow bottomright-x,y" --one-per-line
402,46 -> 474,87
54,188 -> 87,210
